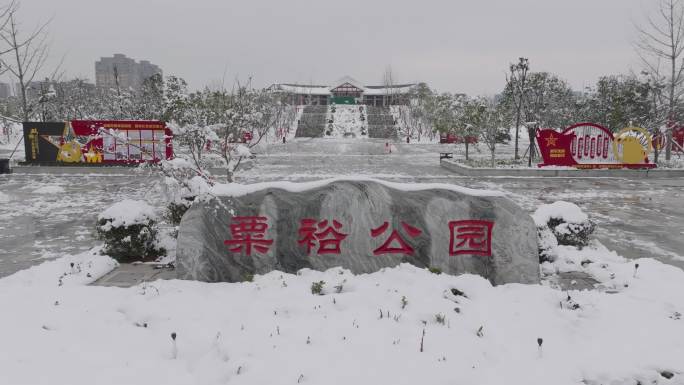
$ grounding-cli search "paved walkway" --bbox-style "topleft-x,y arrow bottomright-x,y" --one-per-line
92,263 -> 176,287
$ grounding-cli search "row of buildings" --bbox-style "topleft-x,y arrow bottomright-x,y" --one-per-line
0,54 -> 162,99
1,57 -> 418,108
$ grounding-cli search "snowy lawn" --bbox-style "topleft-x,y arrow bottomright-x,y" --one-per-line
1,242 -> 683,384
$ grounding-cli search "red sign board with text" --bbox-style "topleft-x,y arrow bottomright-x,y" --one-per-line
536,122 -> 655,169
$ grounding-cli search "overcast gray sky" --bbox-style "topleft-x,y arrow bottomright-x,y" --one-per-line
17,0 -> 654,95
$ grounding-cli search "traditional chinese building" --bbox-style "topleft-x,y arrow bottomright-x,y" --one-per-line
267,76 -> 417,106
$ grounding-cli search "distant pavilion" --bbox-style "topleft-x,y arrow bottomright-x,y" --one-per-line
267,76 -> 417,106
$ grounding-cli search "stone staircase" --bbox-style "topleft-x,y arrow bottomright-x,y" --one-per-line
295,104 -> 398,139
295,105 -> 327,138
366,106 -> 398,139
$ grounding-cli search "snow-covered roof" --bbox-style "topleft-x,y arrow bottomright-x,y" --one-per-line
332,76 -> 365,91
269,84 -> 331,96
267,76 -> 417,96
363,84 -> 416,95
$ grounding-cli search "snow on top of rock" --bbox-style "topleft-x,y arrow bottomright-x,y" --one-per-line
211,177 -> 505,197
98,199 -> 158,228
532,201 -> 589,226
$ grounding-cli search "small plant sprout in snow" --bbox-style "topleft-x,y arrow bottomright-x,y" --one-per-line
401,296 -> 408,309
213,332 -> 229,362
537,337 -> 544,358
310,281 -> 325,295
435,313 -> 446,325
634,263 -> 640,278
563,294 -> 581,310
450,288 -> 467,298
428,267 -> 442,275
298,374 -> 305,383
476,326 -> 484,338
171,332 -> 178,359
419,328 -> 426,352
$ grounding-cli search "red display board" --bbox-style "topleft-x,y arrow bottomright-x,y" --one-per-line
536,123 -> 655,169
24,120 -> 173,165
439,133 -> 478,144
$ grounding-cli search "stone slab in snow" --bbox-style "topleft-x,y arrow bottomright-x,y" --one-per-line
176,179 -> 539,285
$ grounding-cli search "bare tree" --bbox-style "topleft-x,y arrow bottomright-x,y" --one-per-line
640,69 -> 669,163
0,3 -> 51,121
636,0 -> 684,160
189,78 -> 289,182
382,65 -> 396,107
478,101 -> 506,168
506,57 -> 529,160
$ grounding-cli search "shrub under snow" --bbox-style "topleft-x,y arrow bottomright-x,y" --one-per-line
533,201 -> 596,262
96,200 -> 165,262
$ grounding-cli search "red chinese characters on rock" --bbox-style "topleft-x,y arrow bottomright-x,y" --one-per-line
224,216 -> 494,258
448,220 -> 494,256
298,219 -> 349,255
371,221 -> 422,255
224,216 -> 274,256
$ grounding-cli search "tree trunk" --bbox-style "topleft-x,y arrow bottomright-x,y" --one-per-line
528,126 -> 536,167
465,141 -> 469,160
667,50 -> 675,161
514,120 -> 520,160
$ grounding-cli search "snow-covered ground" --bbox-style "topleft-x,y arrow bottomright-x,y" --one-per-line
2,137 -> 684,384
1,230 -> 683,384
0,172 -> 166,276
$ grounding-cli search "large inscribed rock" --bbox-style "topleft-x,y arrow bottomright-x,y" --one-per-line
176,179 -> 539,285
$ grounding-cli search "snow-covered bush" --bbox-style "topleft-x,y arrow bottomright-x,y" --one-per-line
96,200 -> 165,262
533,201 -> 596,261
536,225 -> 559,263
167,199 -> 193,225
157,157 -> 214,225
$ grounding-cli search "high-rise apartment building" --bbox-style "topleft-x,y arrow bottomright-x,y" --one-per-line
0,82 -> 11,98
95,54 -> 162,90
